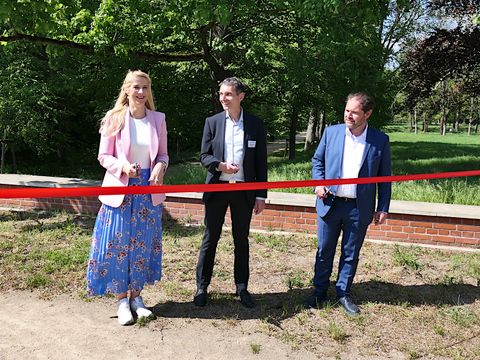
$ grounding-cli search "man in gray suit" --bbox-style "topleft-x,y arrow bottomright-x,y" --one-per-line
305,92 -> 392,315
194,77 -> 268,308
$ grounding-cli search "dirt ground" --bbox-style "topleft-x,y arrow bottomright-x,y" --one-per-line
0,289 -> 405,360
0,290 -> 313,360
1,211 -> 479,360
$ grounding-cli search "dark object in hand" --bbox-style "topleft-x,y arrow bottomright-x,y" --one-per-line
322,188 -> 333,205
134,163 -> 141,177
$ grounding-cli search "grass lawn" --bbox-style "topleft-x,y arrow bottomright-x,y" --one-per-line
1,210 -> 479,359
266,126 -> 480,205
163,125 -> 480,205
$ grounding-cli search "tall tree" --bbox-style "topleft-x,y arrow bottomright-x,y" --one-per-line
0,0 -> 428,171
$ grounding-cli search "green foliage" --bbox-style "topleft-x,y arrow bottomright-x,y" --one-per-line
26,273 -> 50,288
392,245 -> 423,271
442,306 -> 478,328
163,163 -> 205,186
136,314 -> 155,327
253,232 -> 290,251
473,14 -> 480,25
0,211 -> 92,291
285,270 -> 310,290
0,0 -> 465,172
464,256 -> 480,286
327,321 -> 349,342
433,325 -> 446,336
42,239 -> 89,273
0,43 -> 66,156
250,343 -> 261,354
6,2 -> 393,126
388,128 -> 480,205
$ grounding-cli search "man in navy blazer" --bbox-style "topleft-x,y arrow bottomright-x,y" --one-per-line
305,92 -> 391,315
193,77 -> 267,308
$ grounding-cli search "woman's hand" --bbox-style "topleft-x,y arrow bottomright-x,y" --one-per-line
123,163 -> 140,178
149,162 -> 167,185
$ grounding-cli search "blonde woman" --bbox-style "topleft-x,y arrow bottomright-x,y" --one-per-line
86,70 -> 168,325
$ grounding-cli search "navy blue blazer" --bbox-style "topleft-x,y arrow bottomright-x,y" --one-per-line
200,110 -> 268,206
312,124 -> 392,225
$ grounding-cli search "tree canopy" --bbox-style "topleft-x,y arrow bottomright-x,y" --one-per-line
0,0 -> 477,175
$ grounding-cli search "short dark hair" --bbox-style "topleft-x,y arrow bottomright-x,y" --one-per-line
219,77 -> 246,94
347,92 -> 375,113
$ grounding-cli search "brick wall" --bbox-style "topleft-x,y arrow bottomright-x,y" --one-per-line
165,196 -> 479,248
1,182 -> 479,249
0,184 -> 101,214
367,214 -> 480,247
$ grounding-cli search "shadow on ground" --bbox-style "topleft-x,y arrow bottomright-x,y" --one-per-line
152,280 -> 480,322
152,288 -> 312,322
356,280 -> 479,306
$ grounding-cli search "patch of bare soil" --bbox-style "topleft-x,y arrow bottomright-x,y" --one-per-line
0,291 -> 322,360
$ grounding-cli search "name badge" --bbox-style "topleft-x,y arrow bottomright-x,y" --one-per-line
248,140 -> 256,148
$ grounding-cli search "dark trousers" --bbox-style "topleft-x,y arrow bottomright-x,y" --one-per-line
196,190 -> 254,290
313,199 -> 369,298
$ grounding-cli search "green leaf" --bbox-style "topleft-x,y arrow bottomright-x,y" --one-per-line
35,21 -> 50,33
214,4 -> 231,26
473,14 -> 480,25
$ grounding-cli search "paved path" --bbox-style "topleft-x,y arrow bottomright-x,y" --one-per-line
267,131 -> 307,155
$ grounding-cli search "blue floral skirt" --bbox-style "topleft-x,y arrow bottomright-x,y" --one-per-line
86,169 -> 163,296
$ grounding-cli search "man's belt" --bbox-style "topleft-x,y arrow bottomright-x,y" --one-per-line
218,180 -> 244,184
334,196 -> 356,202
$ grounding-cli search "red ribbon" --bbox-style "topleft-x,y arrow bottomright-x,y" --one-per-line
1,169 -> 479,199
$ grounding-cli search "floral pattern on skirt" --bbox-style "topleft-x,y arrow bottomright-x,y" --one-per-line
86,169 -> 163,296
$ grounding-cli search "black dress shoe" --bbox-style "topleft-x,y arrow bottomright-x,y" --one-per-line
303,293 -> 327,309
238,289 -> 255,308
338,296 -> 360,315
193,289 -> 207,307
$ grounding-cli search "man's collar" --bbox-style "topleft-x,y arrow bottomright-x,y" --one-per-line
345,124 -> 368,139
226,108 -> 243,123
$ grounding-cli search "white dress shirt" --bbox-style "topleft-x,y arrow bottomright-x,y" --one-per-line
219,110 -> 245,182
335,126 -> 368,198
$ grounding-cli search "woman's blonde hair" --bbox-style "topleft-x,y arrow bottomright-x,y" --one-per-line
99,70 -> 156,136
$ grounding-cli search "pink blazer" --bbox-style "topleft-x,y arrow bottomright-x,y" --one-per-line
98,108 -> 169,208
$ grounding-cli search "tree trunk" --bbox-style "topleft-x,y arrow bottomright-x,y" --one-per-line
0,129 -> 16,174
304,108 -> 318,151
0,130 -> 5,174
413,107 -> 418,134
468,97 -> 474,135
318,110 -> 326,139
473,109 -> 480,134
474,98 -> 480,133
454,101 -> 461,132
288,104 -> 298,160
423,111 -> 428,132
440,80 -> 446,136
199,24 -> 228,112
